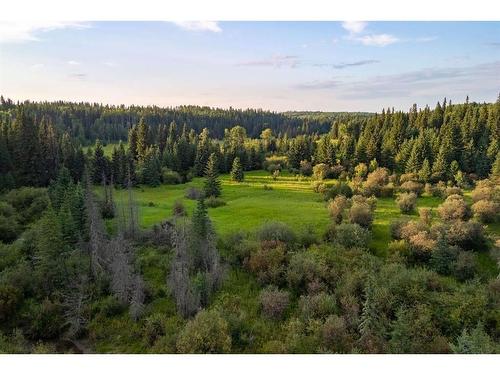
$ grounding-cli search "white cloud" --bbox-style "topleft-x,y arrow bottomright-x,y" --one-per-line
0,21 -> 89,43
356,33 -> 399,46
172,21 -> 221,33
67,60 -> 81,65
103,61 -> 117,67
341,21 -> 367,34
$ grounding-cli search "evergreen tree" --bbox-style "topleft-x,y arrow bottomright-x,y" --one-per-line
11,107 -> 41,186
432,144 -> 450,181
204,153 -> 221,198
141,146 -> 162,187
194,128 -> 211,176
418,158 -> 431,182
230,157 -> 244,182
136,118 -> 149,161
451,323 -> 495,354
38,116 -> 60,186
91,140 -> 108,184
128,125 -> 138,160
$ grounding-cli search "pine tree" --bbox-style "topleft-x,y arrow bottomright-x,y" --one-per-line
204,153 -> 221,198
230,157 -> 244,182
418,158 -> 431,182
11,107 -> 41,186
128,125 -> 138,160
141,146 -> 162,187
91,139 -> 108,184
136,118 -> 149,161
432,144 -> 450,181
492,151 -> 500,177
194,128 -> 211,176
38,116 -> 60,186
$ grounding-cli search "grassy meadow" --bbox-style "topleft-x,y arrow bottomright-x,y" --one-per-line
101,170 -> 500,258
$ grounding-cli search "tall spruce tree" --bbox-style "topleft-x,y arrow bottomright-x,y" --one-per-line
230,157 -> 244,182
204,153 -> 221,198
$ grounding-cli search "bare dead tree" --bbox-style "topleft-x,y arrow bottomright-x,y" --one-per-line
85,178 -> 108,276
62,273 -> 90,338
129,275 -> 145,321
167,221 -> 200,317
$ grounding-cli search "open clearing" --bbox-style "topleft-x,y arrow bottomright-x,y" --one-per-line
104,170 -> 499,256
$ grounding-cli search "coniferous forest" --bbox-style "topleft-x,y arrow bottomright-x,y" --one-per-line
0,95 -> 499,353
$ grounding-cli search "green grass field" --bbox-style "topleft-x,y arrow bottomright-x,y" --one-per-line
103,170 -> 500,257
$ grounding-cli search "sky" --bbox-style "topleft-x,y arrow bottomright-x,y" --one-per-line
1,21 -> 499,112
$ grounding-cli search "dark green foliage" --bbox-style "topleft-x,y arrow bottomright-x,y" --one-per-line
323,181 -> 353,201
204,153 -> 221,198
91,140 -> 108,184
230,157 -> 244,182
140,146 -> 162,187
256,221 -> 296,245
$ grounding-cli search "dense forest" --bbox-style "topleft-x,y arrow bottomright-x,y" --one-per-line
0,95 -> 499,353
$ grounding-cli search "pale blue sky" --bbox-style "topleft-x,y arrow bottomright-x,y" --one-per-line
1,21 -> 499,111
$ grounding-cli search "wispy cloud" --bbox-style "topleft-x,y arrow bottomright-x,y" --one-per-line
341,21 -> 399,47
315,59 -> 380,69
487,42 -> 500,47
0,21 -> 89,44
354,33 -> 399,47
69,73 -> 87,80
416,36 -> 438,43
295,80 -> 341,90
172,21 -> 221,33
67,60 -> 81,66
341,21 -> 367,34
236,55 -> 300,68
295,61 -> 500,100
103,61 -> 117,67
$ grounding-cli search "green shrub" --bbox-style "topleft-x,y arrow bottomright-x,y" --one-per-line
387,240 -> 410,257
286,250 -> 329,292
185,187 -> 203,200
299,160 -> 313,176
162,169 -> 182,184
454,251 -> 476,281
446,221 -> 486,251
400,181 -> 424,196
176,309 -> 231,353
312,181 -> 327,194
247,243 -> 287,285
298,292 -> 337,319
5,187 -> 49,225
472,200 -> 499,223
348,201 -> 373,228
26,299 -> 64,340
257,221 -> 295,245
143,313 -> 167,345
0,285 -> 21,322
98,295 -> 127,317
363,167 -> 389,197
172,200 -> 186,216
0,215 -> 21,243
205,196 -> 226,208
328,195 -> 349,224
437,195 -> 471,222
397,192 -> 417,214
390,218 -> 410,240
259,287 -> 289,320
323,181 -> 352,201
333,223 -> 371,249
